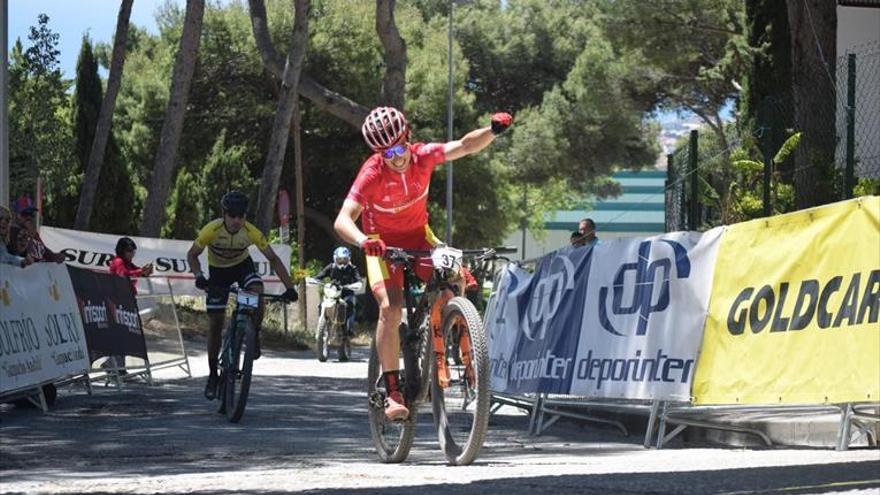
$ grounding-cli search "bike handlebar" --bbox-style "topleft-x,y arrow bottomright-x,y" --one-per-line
384,246 -> 518,264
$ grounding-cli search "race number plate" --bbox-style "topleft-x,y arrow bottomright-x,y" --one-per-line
431,246 -> 463,271
236,291 -> 260,309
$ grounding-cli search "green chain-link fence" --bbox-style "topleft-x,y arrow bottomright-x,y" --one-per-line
666,41 -> 880,232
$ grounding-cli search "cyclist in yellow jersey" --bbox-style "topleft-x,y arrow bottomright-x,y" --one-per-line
186,191 -> 298,400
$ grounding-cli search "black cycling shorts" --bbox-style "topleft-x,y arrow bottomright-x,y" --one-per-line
206,258 -> 262,313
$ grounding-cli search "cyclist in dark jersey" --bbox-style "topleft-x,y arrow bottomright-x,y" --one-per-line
334,106 -> 513,421
187,191 -> 298,400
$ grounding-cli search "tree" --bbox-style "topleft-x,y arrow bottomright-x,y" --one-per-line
784,0 -> 837,208
8,15 -> 74,226
68,36 -> 137,234
376,0 -> 407,108
140,0 -> 205,237
253,0 -> 309,233
248,0 -> 369,127
75,0 -> 134,230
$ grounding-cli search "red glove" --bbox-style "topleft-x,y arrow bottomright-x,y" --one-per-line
490,112 -> 513,135
362,238 -> 387,257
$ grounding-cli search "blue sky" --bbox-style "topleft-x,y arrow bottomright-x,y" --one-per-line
8,0 -> 180,78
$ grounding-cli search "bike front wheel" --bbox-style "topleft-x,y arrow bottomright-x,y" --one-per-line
316,314 -> 330,362
367,328 -> 417,463
431,296 -> 490,466
224,315 -> 255,423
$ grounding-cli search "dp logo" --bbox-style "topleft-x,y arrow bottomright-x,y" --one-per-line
518,253 -> 576,341
598,240 -> 690,336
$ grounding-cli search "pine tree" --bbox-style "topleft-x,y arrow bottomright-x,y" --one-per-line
71,36 -> 137,234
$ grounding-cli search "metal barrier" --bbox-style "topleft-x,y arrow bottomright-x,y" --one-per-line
75,277 -> 192,390
485,256 -> 879,450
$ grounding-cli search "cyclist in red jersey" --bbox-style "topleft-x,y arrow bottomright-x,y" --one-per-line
334,106 -> 513,421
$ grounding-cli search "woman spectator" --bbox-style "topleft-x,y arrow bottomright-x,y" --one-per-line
106,237 -> 153,375
109,237 -> 153,295
1,205 -> 33,267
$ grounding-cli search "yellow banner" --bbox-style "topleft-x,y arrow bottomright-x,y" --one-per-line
693,197 -> 880,405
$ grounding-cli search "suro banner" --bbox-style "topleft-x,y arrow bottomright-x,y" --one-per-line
66,266 -> 148,364
0,263 -> 89,394
40,226 -> 292,296
487,228 -> 722,401
693,197 -> 880,405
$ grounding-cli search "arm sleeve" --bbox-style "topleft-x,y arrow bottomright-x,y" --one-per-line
109,257 -> 124,276
314,263 -> 332,280
418,143 -> 447,167
194,221 -> 216,249
245,222 -> 270,250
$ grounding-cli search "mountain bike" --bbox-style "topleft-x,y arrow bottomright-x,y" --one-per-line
307,278 -> 364,362
367,245 -> 516,465
210,286 -> 291,423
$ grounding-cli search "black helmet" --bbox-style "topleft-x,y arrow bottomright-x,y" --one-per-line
221,191 -> 249,217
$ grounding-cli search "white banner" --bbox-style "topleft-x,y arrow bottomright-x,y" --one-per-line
569,229 -> 722,400
487,228 -> 722,401
0,263 -> 90,394
41,226 -> 292,296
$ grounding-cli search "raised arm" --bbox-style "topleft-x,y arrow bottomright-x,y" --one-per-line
443,112 -> 513,162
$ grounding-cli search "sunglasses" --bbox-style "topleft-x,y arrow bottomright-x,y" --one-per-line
382,144 -> 407,160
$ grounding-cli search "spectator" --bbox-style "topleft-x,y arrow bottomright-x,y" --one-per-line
108,237 -> 153,295
10,206 -> 65,263
576,217 -> 599,247
105,237 -> 153,376
1,205 -> 33,267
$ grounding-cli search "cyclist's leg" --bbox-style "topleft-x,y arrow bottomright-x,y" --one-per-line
205,277 -> 230,399
238,258 -> 264,358
365,247 -> 408,420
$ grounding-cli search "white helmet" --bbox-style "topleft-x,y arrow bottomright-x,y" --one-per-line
361,106 -> 409,150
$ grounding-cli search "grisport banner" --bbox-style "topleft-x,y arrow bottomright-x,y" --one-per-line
67,266 -> 148,364
487,227 -> 721,400
0,263 -> 89,394
41,226 -> 292,296
693,197 -> 880,405
568,229 -> 722,400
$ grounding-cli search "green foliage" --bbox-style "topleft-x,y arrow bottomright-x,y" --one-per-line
854,179 -> 880,197
70,36 -> 139,234
771,132 -> 801,165
7,15 -> 74,225
725,133 -> 796,223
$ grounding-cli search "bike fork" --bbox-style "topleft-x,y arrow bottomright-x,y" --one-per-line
431,291 -> 454,389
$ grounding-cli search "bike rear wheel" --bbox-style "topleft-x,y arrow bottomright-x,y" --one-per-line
367,326 -> 418,463
224,316 -> 255,423
431,297 -> 490,465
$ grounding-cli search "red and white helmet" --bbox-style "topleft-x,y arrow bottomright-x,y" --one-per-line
361,106 -> 409,150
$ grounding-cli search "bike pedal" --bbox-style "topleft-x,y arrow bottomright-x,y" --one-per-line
369,391 -> 386,409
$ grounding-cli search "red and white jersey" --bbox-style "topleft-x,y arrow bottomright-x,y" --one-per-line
346,142 -> 446,235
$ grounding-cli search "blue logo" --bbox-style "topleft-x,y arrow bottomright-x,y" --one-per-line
599,240 -> 691,336
517,253 -> 576,341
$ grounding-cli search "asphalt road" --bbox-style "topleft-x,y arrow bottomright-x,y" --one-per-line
1,345 -> 878,494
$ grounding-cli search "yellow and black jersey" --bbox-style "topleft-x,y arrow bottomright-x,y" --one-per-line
195,219 -> 269,268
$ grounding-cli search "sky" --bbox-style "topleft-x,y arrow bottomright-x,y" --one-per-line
7,0 -> 181,78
